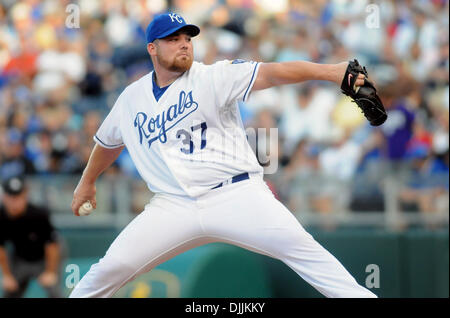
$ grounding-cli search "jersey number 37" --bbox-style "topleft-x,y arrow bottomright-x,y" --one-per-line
176,122 -> 207,154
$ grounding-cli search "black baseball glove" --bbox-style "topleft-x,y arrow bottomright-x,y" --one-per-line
340,59 -> 387,126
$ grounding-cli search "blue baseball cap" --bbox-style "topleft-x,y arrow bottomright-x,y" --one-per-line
146,13 -> 200,44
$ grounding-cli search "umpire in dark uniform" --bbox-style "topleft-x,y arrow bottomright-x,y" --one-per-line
0,176 -> 63,298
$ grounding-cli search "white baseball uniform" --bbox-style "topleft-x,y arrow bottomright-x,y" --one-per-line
69,60 -> 377,298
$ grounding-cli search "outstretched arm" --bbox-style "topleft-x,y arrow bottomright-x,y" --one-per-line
252,61 -> 365,90
71,144 -> 125,216
253,60 -> 387,126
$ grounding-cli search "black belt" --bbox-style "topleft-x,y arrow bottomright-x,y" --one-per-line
211,173 -> 249,189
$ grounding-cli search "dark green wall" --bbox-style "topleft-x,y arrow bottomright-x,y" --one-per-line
2,228 -> 447,298
260,229 -> 448,298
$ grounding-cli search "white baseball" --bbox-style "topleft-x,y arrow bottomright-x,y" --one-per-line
78,201 -> 93,216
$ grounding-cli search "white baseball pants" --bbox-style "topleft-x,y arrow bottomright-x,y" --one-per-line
69,176 -> 377,298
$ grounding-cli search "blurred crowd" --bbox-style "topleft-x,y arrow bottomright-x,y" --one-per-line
0,0 -> 448,219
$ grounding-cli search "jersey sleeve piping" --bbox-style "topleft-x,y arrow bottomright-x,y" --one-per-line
93,135 -> 125,149
243,62 -> 260,102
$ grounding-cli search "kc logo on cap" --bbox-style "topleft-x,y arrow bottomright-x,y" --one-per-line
146,12 -> 200,44
168,13 -> 183,23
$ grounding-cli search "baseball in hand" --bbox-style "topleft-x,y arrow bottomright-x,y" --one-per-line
78,201 -> 93,216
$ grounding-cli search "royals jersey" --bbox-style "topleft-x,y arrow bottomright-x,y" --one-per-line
94,60 -> 263,197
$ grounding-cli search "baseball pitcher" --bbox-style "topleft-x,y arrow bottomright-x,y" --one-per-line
70,13 -> 386,298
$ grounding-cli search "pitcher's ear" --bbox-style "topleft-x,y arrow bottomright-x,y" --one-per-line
147,42 -> 157,56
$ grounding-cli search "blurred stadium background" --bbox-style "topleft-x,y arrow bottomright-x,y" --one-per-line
0,0 -> 448,297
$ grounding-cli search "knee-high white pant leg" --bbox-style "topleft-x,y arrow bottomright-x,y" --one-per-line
199,178 -> 377,298
69,194 -> 210,298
